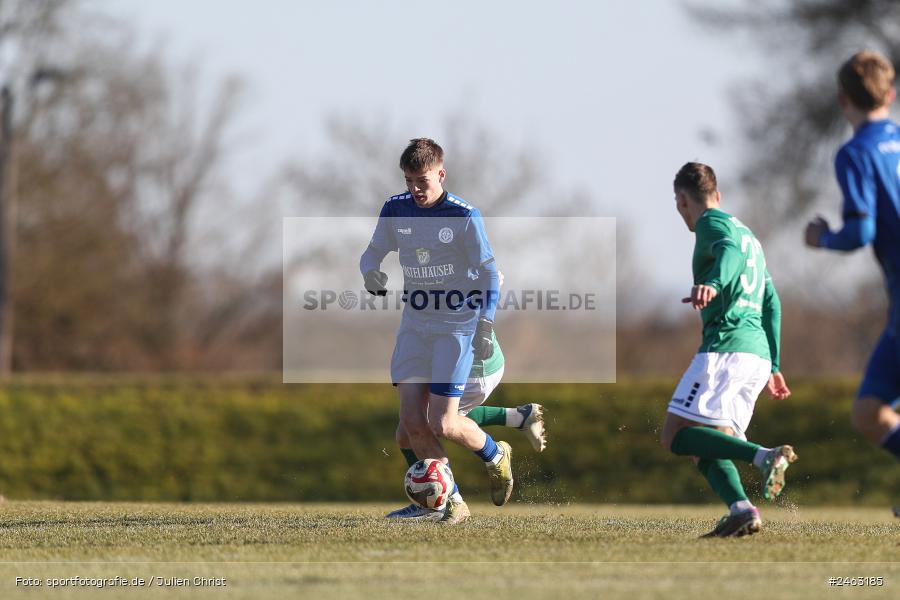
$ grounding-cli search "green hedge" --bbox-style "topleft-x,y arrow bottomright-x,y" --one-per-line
0,377 -> 895,505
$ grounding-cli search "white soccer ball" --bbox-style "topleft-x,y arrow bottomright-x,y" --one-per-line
404,459 -> 454,510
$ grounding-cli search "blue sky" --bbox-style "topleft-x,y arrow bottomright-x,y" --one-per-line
107,0 -> 763,297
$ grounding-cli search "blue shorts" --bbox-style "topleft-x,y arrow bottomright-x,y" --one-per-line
390,325 -> 475,398
858,330 -> 900,406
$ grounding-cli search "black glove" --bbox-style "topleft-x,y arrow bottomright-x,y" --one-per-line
364,270 -> 388,296
472,317 -> 494,360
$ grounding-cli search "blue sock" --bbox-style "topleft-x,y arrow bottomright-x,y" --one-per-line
474,435 -> 499,462
881,424 -> 900,460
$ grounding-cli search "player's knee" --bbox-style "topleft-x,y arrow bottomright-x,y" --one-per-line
429,417 -> 455,440
401,415 -> 429,439
395,424 -> 411,447
428,419 -> 446,439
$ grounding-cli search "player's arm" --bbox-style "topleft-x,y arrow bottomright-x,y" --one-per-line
475,259 -> 500,321
806,147 -> 877,251
684,218 -> 742,310
762,270 -> 790,399
471,260 -> 500,359
815,216 -> 876,250
359,202 -> 396,295
464,208 -> 500,359
761,270 -> 781,373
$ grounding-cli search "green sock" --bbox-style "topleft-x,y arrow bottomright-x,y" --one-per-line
697,458 -> 748,506
400,448 -> 418,468
467,406 -> 507,427
671,426 -> 760,463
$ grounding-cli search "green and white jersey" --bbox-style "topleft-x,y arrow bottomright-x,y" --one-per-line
693,208 -> 782,371
469,330 -> 505,378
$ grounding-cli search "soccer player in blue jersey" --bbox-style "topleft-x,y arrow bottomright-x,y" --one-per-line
386,270 -> 546,522
805,51 -> 900,500
359,138 -> 511,524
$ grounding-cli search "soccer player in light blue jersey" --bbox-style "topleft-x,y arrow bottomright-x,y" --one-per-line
387,270 -> 546,523
359,139 -> 511,524
805,51 -> 900,507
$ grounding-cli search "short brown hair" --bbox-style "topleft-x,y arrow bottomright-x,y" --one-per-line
399,138 -> 444,172
674,162 -> 718,202
838,50 -> 896,111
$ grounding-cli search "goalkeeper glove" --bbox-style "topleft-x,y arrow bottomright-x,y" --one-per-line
472,317 -> 494,360
364,270 -> 388,296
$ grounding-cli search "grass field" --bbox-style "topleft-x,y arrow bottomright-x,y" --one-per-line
0,502 -> 897,599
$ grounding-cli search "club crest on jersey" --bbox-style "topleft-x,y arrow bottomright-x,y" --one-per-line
416,248 -> 430,265
439,227 -> 454,243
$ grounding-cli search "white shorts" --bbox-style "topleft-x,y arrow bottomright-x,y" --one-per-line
458,365 -> 505,416
667,352 -> 771,440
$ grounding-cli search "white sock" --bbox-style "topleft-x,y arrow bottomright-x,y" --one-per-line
730,500 -> 754,515
488,447 -> 504,465
752,447 -> 771,469
450,490 -> 463,503
505,407 -> 525,428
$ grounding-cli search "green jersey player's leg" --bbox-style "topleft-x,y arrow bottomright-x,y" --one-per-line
464,336 -> 547,452
661,163 -> 798,538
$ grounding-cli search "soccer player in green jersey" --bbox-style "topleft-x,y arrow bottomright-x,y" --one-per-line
660,162 -> 798,538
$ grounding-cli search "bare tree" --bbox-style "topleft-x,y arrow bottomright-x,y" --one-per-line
679,0 -> 900,374
283,112 -> 594,217
280,111 -> 609,286
13,34 -> 249,370
686,0 -> 900,230
0,0 -> 84,374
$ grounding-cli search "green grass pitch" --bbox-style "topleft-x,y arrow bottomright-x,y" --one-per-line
0,502 -> 896,599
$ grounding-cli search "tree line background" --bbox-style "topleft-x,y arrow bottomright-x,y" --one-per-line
0,0 -> 896,376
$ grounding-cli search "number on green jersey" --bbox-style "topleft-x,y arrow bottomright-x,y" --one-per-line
733,218 -> 765,311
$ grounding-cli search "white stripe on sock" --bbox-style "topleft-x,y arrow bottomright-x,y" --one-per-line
752,447 -> 771,469
505,408 -> 524,428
